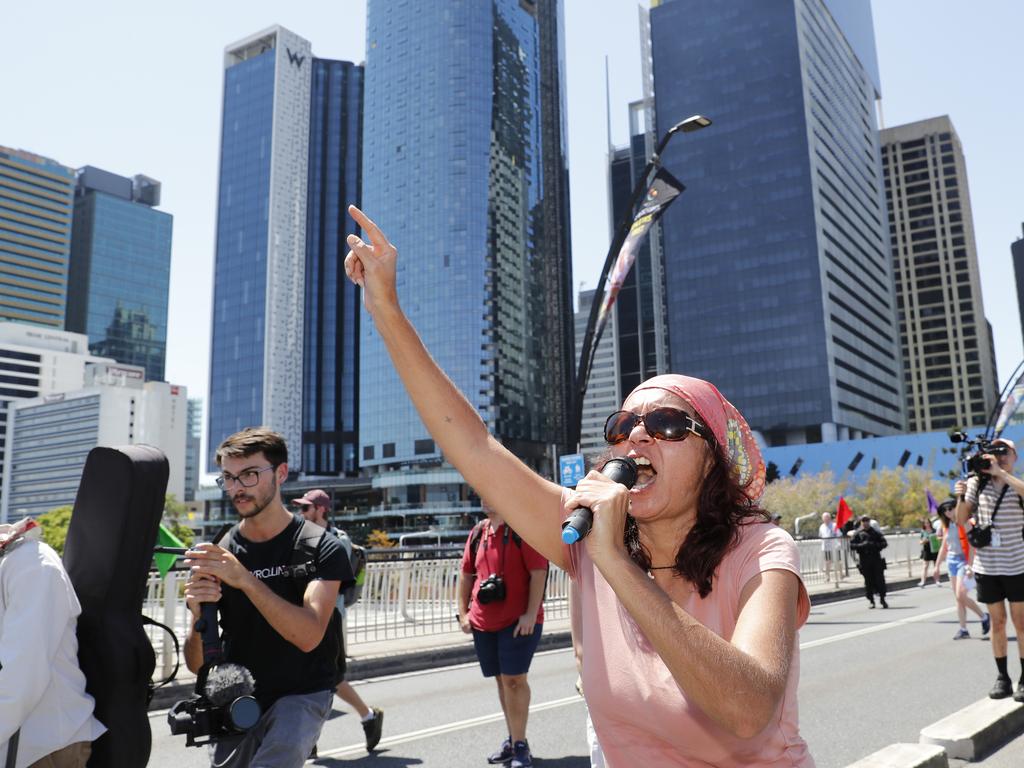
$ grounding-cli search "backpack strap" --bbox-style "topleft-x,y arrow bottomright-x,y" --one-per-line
287,518 -> 327,580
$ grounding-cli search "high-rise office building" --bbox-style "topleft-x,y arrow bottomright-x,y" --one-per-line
2,363 -> 187,520
881,116 -> 998,431
67,166 -> 172,381
575,289 -> 619,458
1012,225 -> 1024,353
303,59 -> 363,476
359,0 -> 573,518
207,26 -> 312,469
649,0 -> 904,445
0,323 -> 114,509
607,102 -> 671,396
0,146 -> 75,328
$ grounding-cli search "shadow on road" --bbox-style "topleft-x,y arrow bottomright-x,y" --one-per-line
313,752 -> 423,767
533,757 -> 591,767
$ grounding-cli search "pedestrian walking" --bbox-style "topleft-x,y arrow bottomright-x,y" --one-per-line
934,501 -> 989,639
294,489 -> 384,753
917,516 -> 941,587
850,516 -> 888,608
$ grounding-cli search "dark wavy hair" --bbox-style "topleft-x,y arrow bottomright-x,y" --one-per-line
618,431 -> 768,598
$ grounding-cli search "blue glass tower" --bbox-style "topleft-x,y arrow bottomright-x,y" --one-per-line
650,0 -> 904,445
360,0 -> 573,509
303,59 -> 363,475
67,166 -> 171,381
207,26 -> 312,469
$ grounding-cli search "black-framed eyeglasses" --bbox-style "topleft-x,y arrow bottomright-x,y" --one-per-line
216,466 -> 275,489
603,408 -> 708,445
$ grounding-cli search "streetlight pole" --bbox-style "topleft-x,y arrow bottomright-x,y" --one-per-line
571,115 -> 712,449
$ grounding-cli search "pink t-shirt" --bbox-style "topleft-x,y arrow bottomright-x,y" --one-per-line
562,497 -> 813,767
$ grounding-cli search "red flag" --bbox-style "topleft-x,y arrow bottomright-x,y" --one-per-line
836,497 -> 853,531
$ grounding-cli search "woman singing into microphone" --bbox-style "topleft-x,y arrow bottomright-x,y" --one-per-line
343,206 -> 812,767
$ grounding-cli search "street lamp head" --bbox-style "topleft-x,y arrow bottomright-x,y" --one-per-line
675,114 -> 712,133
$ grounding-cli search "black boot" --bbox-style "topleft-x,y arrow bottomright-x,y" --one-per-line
880,597 -> 889,609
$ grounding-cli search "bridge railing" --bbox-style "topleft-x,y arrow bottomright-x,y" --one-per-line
142,532 -> 921,677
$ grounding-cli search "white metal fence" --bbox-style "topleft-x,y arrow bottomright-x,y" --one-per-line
142,533 -> 921,678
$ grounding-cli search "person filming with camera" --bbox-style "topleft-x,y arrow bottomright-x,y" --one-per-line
458,505 -> 548,768
954,437 -> 1024,701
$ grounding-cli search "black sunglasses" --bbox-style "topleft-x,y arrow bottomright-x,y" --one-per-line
603,407 -> 708,445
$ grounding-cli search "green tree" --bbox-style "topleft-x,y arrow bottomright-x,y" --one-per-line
162,493 -> 194,547
36,505 -> 73,556
367,529 -> 396,548
760,471 -> 846,533
847,467 -> 950,529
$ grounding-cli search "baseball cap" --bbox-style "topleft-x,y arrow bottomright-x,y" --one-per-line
295,488 -> 330,509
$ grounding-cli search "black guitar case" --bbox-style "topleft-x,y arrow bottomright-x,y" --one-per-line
63,445 -> 169,768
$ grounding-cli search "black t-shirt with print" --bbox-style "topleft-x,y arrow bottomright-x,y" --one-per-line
218,514 -> 351,708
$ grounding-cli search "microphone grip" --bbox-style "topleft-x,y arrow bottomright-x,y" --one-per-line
561,507 -> 592,544
196,602 -> 223,666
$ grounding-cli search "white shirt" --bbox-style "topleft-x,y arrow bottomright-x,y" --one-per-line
819,522 -> 840,551
0,538 -> 106,767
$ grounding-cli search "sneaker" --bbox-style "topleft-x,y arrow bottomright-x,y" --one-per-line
510,740 -> 533,768
981,613 -> 991,635
488,738 -> 514,765
1015,683 -> 1024,704
989,675 -> 1013,699
953,628 -> 970,640
362,707 -> 384,752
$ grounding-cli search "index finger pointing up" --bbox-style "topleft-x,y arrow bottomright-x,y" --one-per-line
348,205 -> 390,248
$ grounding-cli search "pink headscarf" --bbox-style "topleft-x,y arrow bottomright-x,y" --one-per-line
628,374 -> 766,502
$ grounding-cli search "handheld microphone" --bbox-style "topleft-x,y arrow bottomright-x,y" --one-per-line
561,456 -> 638,544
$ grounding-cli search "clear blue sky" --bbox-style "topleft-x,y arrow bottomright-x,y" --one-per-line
3,1 -> 1022,453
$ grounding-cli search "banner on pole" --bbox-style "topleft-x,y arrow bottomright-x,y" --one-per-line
993,368 -> 1024,437
593,168 -> 685,341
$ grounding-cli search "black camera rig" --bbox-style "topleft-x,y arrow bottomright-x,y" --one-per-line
949,431 -> 1010,475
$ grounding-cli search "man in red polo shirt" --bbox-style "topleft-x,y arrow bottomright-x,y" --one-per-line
458,507 -> 547,768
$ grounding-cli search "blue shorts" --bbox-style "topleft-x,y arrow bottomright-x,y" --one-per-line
472,622 -> 543,677
947,553 -> 968,578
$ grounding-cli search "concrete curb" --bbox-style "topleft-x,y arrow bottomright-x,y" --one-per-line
919,696 -> 1024,761
846,743 -> 948,768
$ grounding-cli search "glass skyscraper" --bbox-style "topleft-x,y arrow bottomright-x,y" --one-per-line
0,147 -> 74,328
303,59 -> 363,476
207,26 -> 312,469
67,166 -> 171,381
650,0 -> 905,445
360,0 -> 573,513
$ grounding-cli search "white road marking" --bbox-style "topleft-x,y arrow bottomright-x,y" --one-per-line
314,695 -> 584,759
800,607 -> 954,649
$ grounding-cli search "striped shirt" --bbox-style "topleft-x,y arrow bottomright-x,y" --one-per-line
965,476 -> 1024,576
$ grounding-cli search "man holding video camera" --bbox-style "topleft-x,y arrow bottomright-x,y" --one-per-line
458,507 -> 547,768
183,428 -> 351,767
955,437 -> 1024,702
